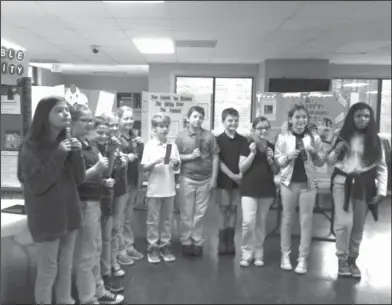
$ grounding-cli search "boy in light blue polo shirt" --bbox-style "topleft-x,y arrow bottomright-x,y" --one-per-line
141,113 -> 181,264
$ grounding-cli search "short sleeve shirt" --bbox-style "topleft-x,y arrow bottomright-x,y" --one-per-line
216,132 -> 247,190
239,140 -> 277,198
141,138 -> 180,197
175,128 -> 220,181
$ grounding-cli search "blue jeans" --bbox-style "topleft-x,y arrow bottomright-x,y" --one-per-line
35,230 -> 77,304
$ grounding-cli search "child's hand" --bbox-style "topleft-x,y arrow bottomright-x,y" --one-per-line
154,157 -> 165,165
103,178 -> 115,188
133,136 -> 144,144
127,153 -> 138,162
70,138 -> 82,151
266,147 -> 274,160
231,173 -> 242,185
58,139 -> 72,152
249,142 -> 257,154
169,158 -> 180,167
120,153 -> 128,167
287,150 -> 300,161
192,148 -> 201,159
95,156 -> 109,173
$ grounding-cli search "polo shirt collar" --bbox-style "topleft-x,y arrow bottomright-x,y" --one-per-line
151,137 -> 167,147
223,131 -> 237,140
187,127 -> 204,136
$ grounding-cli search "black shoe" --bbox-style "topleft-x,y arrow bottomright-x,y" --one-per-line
103,275 -> 124,293
193,245 -> 203,257
182,244 -> 194,256
218,230 -> 228,255
97,290 -> 124,304
226,227 -> 236,255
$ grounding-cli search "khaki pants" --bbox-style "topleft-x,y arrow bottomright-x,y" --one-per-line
146,196 -> 175,248
179,176 -> 211,246
35,231 -> 77,305
332,182 -> 368,260
112,186 -> 137,256
99,215 -> 114,277
74,201 -> 101,304
241,196 -> 275,260
280,182 -> 317,259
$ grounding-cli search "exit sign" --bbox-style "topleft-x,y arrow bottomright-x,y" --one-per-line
1,46 -> 25,76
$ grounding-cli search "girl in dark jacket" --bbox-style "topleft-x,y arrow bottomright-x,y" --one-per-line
17,96 -> 85,304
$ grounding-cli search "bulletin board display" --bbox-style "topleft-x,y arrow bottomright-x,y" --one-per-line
141,91 -> 212,143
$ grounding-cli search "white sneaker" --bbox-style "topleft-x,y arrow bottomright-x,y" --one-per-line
294,258 -> 308,274
280,252 -> 292,271
254,258 -> 264,267
240,256 -> 252,267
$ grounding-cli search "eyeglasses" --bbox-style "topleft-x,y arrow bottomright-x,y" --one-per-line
255,126 -> 271,131
78,118 -> 94,124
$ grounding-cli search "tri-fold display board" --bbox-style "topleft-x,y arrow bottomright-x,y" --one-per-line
141,91 -> 212,143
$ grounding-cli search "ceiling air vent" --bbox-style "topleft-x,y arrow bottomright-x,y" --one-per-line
175,40 -> 217,48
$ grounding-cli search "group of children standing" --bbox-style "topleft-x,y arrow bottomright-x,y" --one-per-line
17,96 -> 387,305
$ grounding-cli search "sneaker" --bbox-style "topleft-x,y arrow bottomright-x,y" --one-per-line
111,264 -> 125,277
127,246 -> 144,260
348,257 -> 361,278
97,291 -> 124,304
240,257 -> 252,267
182,244 -> 193,256
117,253 -> 135,266
294,258 -> 308,274
280,252 -> 293,271
338,259 -> 351,277
193,245 -> 203,257
160,244 -> 176,262
147,246 -> 161,264
103,275 -> 124,293
254,258 -> 265,267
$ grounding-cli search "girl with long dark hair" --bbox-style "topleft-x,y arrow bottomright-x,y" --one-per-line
17,96 -> 85,304
275,104 -> 326,275
327,102 -> 387,278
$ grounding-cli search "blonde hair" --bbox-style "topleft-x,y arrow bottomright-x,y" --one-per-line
151,113 -> 171,128
102,112 -> 119,123
117,106 -> 133,118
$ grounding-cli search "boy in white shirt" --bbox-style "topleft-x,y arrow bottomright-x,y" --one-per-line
141,113 -> 181,264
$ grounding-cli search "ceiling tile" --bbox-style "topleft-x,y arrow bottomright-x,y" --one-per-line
116,18 -> 172,31
78,30 -> 132,46
37,1 -> 112,18
62,18 -> 121,31
104,2 -> 170,18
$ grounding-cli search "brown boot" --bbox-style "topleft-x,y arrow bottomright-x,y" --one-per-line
218,230 -> 228,255
226,227 -> 236,255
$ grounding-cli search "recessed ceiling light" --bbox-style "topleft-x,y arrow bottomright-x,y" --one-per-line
342,83 -> 368,88
1,38 -> 26,50
132,38 -> 174,54
103,1 -> 165,3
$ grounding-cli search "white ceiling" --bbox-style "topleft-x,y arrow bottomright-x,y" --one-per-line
1,0 -> 391,75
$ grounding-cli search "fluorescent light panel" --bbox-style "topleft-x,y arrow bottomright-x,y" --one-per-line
132,38 -> 174,54
342,83 -> 368,88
